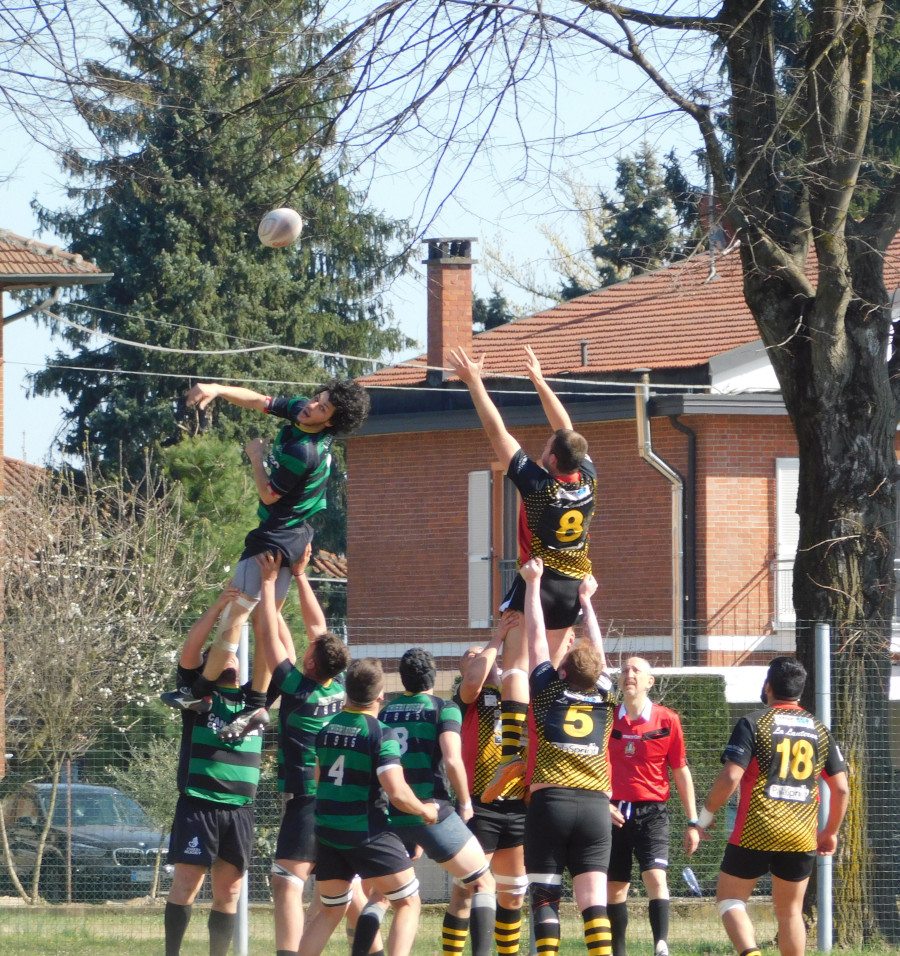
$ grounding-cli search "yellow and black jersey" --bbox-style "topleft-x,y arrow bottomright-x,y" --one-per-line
508,449 -> 596,580
723,703 -> 847,853
529,661 -> 614,791
456,685 -> 527,801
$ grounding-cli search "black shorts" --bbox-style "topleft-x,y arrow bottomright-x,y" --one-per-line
608,801 -> 670,881
315,831 -> 413,883
276,794 -> 317,863
467,797 -> 527,854
168,795 -> 255,872
721,843 -> 816,883
525,788 -> 611,879
501,567 -> 583,631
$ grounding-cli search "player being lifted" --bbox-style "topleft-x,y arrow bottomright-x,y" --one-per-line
163,379 -> 369,739
447,346 -> 596,800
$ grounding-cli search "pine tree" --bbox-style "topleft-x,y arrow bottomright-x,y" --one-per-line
32,0 -> 411,472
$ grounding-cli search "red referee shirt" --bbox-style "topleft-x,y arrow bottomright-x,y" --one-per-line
609,700 -> 688,802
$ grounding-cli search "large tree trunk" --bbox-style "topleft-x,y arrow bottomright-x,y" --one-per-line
740,234 -> 900,942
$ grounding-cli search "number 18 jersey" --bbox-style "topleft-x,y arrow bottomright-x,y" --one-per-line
722,702 -> 847,852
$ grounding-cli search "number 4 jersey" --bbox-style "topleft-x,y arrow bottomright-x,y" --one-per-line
722,702 -> 847,852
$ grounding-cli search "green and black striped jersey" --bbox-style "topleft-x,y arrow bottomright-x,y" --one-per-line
176,668 -> 262,807
272,661 -> 345,796
379,692 -> 462,827
314,710 -> 401,849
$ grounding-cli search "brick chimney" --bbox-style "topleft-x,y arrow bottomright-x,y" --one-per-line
423,237 -> 476,386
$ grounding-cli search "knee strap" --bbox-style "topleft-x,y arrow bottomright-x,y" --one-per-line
212,594 -> 258,651
270,861 -> 305,891
495,873 -> 529,895
322,887 -> 354,907
460,862 -> 490,886
385,878 -> 419,902
717,899 -> 747,917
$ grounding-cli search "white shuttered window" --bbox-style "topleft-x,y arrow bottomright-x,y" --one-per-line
468,470 -> 492,628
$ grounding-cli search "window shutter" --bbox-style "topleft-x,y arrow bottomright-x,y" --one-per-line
775,458 -> 800,624
468,470 -> 492,628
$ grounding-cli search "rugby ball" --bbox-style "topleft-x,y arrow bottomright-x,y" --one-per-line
258,207 -> 303,248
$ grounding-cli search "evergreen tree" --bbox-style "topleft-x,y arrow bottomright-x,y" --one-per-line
31,0 -> 411,473
472,288 -> 516,331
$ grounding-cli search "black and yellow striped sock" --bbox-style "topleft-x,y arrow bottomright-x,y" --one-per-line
495,904 -> 523,955
533,906 -> 561,956
441,912 -> 469,956
500,701 -> 528,757
582,904 -> 612,956
740,948 -> 762,956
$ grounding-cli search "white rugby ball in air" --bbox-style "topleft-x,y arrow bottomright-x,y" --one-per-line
258,207 -> 303,248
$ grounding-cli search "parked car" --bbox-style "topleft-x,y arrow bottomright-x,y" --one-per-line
1,782 -> 173,903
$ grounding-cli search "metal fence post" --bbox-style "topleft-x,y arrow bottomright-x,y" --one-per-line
234,620 -> 251,956
815,621 -> 832,954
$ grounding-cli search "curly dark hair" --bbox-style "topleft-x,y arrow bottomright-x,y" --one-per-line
316,379 -> 370,436
399,647 -> 436,693
311,633 -> 351,681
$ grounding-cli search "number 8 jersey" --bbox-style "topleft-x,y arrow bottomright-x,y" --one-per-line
722,702 -> 847,853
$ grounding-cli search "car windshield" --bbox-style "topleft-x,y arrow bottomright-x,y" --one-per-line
40,789 -> 153,828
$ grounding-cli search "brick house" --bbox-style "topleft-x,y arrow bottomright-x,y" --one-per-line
0,229 -> 109,776
345,237 -> 900,677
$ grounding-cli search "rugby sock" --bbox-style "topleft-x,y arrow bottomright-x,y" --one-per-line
582,904 -> 612,956
533,903 -> 561,956
208,909 -> 236,956
495,904 -> 523,955
648,898 -> 670,949
607,901 -> 628,956
441,912 -> 470,956
244,688 -> 268,711
351,902 -> 386,956
277,951 -> 295,956
500,701 -> 529,757
740,949 -> 762,956
470,891 -> 497,956
190,674 -> 217,699
164,901 -> 192,956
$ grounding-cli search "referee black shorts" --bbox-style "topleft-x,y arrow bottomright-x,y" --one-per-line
608,800 -> 670,882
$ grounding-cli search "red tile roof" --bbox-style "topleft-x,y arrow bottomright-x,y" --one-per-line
0,229 -> 107,289
2,456 -> 44,498
367,239 -> 900,386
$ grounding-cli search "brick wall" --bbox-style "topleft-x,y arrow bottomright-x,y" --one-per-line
346,410 -> 804,668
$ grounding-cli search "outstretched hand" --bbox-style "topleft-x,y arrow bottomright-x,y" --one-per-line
524,345 -> 544,383
255,550 -> 282,582
186,383 -> 219,411
520,557 -> 544,582
447,347 -> 485,385
291,542 -> 313,578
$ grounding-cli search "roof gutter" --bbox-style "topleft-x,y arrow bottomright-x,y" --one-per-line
3,286 -> 62,326
634,370 -> 684,666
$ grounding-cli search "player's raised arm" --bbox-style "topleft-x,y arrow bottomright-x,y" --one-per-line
524,345 -> 573,432
458,610 -> 519,705
522,558 -> 550,672
186,382 -> 269,412
447,347 -> 521,471
578,574 -> 606,672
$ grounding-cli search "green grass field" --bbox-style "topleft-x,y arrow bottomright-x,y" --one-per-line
0,900 -> 773,956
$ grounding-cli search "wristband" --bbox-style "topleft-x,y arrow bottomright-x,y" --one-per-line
686,820 -> 699,828
697,807 -> 715,830
460,802 -> 473,811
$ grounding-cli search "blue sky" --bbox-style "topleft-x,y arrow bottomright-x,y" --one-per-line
1,12 -> 705,464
